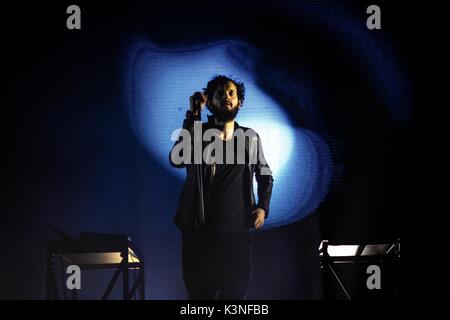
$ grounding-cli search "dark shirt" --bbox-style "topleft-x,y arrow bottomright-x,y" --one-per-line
205,139 -> 250,235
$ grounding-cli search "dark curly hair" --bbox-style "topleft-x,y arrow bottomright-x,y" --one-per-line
203,75 -> 246,104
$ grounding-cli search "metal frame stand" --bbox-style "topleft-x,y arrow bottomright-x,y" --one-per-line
46,234 -> 145,300
319,240 -> 401,300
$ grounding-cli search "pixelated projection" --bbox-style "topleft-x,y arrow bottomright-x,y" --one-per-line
124,40 -> 332,228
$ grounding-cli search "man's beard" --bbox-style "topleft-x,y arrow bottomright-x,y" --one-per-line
209,104 -> 240,122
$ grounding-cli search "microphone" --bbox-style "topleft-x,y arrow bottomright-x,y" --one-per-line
191,92 -> 207,120
192,91 -> 205,111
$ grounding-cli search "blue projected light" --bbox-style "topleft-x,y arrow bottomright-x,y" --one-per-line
125,40 -> 332,228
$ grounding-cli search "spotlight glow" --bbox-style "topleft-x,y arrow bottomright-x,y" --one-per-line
125,39 -> 332,228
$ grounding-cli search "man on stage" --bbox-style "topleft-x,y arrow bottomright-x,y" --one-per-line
169,75 -> 274,299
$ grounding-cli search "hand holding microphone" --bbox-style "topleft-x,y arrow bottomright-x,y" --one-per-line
189,92 -> 208,118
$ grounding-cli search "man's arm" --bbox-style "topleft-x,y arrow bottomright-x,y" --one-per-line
252,133 -> 274,225
169,93 -> 207,168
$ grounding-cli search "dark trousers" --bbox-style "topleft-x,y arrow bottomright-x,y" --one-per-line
182,231 -> 251,300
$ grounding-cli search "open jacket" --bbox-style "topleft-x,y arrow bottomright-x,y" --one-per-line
169,111 -> 274,231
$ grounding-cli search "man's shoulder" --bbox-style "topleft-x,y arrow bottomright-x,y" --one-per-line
235,124 -> 259,137
237,124 -> 251,131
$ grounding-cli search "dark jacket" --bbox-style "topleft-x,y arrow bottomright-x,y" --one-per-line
169,111 -> 274,231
